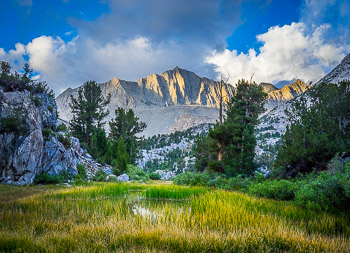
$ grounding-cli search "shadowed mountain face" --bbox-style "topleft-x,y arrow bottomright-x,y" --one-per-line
56,67 -> 308,137
259,83 -> 279,94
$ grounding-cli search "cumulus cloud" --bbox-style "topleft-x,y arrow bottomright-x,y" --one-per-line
0,43 -> 27,70
0,35 -> 214,95
206,22 -> 347,85
3,0 -> 265,95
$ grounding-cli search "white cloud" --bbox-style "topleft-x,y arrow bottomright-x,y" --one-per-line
0,43 -> 27,70
206,22 -> 347,85
0,35 -> 212,95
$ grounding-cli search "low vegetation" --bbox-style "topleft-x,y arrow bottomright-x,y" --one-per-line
175,157 -> 350,213
0,183 -> 349,252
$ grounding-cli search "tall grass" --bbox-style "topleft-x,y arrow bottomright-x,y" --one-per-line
0,183 -> 349,252
144,185 -> 206,200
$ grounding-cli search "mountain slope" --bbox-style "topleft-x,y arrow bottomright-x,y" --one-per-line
266,79 -> 308,108
256,53 -> 350,157
57,67 -> 234,137
314,53 -> 350,85
57,67 -> 308,137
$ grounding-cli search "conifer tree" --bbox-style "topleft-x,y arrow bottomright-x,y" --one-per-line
275,81 -> 350,177
69,80 -> 110,144
196,79 -> 266,176
112,138 -> 129,175
109,107 -> 146,164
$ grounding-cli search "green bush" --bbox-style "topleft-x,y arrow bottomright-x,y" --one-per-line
0,111 -> 26,135
56,123 -> 68,132
47,105 -> 53,113
127,165 -> 149,182
34,172 -> 65,185
294,172 -> 347,212
341,161 -> 350,199
75,164 -> 87,180
225,176 -> 253,191
149,172 -> 161,180
208,175 -> 228,188
248,179 -> 297,201
58,134 -> 71,149
30,95 -> 42,106
174,172 -> 211,186
42,127 -> 56,139
92,170 -> 107,182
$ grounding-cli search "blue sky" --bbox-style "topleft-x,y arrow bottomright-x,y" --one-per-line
0,0 -> 349,94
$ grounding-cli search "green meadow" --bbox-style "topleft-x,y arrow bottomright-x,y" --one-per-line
0,183 -> 349,252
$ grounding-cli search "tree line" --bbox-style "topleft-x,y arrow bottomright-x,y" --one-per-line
69,80 -> 146,175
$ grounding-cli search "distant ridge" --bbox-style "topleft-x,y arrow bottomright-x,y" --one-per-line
57,67 -> 309,137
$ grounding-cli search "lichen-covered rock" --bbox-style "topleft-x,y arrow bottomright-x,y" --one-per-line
0,83 -> 111,185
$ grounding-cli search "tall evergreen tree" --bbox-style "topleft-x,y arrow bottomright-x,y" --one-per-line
196,79 -> 266,176
69,80 -> 110,144
109,107 -> 146,164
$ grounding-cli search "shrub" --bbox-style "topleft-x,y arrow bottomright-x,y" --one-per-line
174,172 -> 211,186
47,105 -> 53,113
341,161 -> 350,199
58,134 -> 71,149
127,165 -> 149,182
0,111 -> 26,135
34,172 -> 65,185
149,172 -> 161,180
56,123 -> 68,132
42,127 -> 56,139
208,175 -> 228,188
225,176 -> 253,191
92,170 -> 107,182
248,179 -> 297,201
75,164 -> 87,180
294,171 -> 349,212
30,95 -> 42,106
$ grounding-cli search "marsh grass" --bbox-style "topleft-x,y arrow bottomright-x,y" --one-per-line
0,182 -> 349,252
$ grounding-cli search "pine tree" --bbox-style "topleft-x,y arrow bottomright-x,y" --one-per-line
109,107 -> 146,164
69,80 -> 110,144
112,138 -> 129,175
275,81 -> 350,177
195,79 -> 266,176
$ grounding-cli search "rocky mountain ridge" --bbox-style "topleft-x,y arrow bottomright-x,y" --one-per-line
265,79 -> 308,110
57,67 -> 306,137
57,67 -> 234,137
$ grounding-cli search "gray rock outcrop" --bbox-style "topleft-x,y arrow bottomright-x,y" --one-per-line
117,173 -> 129,182
0,83 -> 111,185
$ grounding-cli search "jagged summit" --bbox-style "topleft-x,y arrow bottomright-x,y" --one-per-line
315,53 -> 350,85
264,79 -> 308,110
57,68 -> 234,137
56,67 -> 307,137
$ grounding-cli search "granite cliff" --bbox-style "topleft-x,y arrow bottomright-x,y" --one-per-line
0,78 -> 111,185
